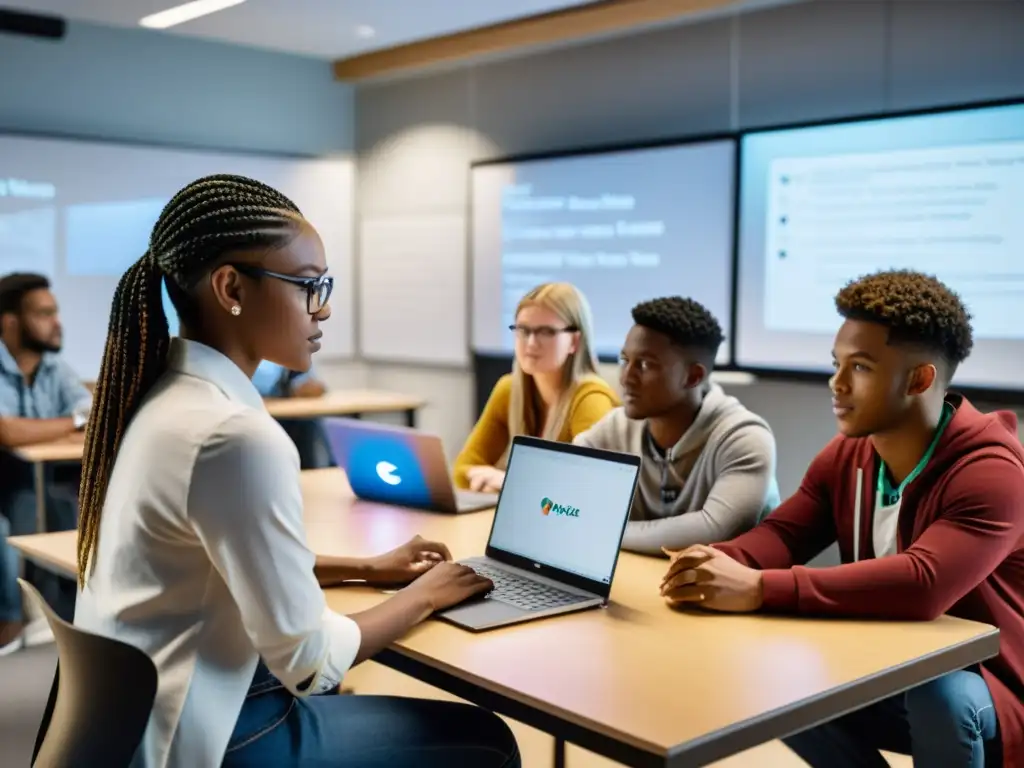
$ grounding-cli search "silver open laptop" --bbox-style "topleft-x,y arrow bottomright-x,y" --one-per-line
437,435 -> 641,632
322,417 -> 498,514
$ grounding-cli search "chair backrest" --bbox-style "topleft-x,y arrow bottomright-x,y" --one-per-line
18,579 -> 158,768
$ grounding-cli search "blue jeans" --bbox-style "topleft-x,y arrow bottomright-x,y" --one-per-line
0,515 -> 19,622
0,463 -> 80,622
785,668 -> 1001,767
223,662 -> 522,767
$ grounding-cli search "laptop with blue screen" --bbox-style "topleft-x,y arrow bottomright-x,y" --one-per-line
437,435 -> 641,631
322,417 -> 498,514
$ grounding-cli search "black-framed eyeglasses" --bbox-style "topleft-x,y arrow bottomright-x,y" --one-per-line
508,324 -> 578,341
229,264 -> 333,315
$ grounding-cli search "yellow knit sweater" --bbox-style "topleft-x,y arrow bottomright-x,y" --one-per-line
452,373 -> 620,489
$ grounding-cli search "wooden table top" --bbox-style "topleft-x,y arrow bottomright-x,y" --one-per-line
9,390 -> 426,464
10,435 -> 86,464
10,469 -> 999,766
262,389 -> 425,419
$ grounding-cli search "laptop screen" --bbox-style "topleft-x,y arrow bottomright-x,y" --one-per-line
487,440 -> 639,585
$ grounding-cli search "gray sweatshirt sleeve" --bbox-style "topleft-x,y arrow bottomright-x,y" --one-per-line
572,410 -> 615,450
620,424 -> 777,556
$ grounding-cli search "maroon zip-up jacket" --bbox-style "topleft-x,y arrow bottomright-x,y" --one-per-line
716,395 -> 1024,766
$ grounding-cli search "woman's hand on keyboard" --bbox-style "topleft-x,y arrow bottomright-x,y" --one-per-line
402,562 -> 494,613
366,535 -> 453,585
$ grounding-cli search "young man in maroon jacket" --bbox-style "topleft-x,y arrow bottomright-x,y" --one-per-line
661,270 -> 1024,767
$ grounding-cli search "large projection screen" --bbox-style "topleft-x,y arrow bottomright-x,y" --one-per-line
472,139 -> 737,363
735,100 -> 1024,392
0,133 -> 353,378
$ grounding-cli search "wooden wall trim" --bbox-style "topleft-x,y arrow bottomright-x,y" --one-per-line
333,0 -> 747,81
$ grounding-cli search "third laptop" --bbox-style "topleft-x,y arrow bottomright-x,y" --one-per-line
321,417 -> 498,513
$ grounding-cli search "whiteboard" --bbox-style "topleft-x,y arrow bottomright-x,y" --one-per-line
0,132 -> 355,378
359,214 -> 468,366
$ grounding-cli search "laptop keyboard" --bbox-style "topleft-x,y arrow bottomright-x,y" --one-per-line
471,562 -> 588,612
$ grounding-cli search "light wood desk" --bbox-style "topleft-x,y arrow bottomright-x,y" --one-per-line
10,470 -> 999,768
6,529 -> 75,579
75,383 -> 422,422
9,436 -> 85,532
10,436 -> 86,465
263,390 -> 425,426
7,390 -> 426,533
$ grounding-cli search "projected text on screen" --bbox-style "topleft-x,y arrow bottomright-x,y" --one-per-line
500,182 -> 671,344
764,141 -> 1022,339
472,141 -> 736,361
735,100 -> 1024,391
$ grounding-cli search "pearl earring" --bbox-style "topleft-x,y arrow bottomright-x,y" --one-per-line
230,305 -> 241,316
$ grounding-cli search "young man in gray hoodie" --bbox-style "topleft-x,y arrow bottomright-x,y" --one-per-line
574,296 -> 780,555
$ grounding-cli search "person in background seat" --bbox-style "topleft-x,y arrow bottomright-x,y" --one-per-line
0,272 -> 90,648
251,359 -> 333,469
575,296 -> 779,555
453,281 -> 619,492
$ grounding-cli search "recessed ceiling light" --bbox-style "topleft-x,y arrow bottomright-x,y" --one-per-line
140,0 -> 246,30
355,24 -> 376,39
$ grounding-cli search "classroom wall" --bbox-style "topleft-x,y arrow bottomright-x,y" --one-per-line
352,0 -> 1024,508
0,19 -> 354,155
0,18 -> 371,386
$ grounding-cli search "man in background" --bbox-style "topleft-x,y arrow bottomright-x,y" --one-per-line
252,360 -> 333,469
575,296 -> 779,555
0,272 -> 91,651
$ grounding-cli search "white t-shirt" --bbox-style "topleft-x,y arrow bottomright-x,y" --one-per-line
871,403 -> 954,559
872,496 -> 902,559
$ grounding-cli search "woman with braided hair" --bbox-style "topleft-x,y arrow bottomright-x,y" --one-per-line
73,175 -> 520,767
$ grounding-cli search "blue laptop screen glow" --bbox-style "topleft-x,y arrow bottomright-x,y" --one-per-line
343,434 -> 433,508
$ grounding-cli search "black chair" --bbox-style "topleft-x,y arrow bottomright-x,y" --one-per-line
18,579 -> 157,768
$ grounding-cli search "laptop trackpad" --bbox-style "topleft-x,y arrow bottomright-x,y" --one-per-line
438,596 -> 527,627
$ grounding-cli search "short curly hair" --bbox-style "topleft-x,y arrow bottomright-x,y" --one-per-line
834,269 -> 973,372
631,296 -> 724,361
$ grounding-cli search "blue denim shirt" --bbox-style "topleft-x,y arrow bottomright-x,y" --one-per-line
0,340 -> 92,419
250,360 -> 313,399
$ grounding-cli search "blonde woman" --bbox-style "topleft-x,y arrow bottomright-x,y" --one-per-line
454,282 -> 619,492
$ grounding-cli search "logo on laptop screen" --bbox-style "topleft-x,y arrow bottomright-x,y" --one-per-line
375,461 -> 402,486
540,496 -> 579,518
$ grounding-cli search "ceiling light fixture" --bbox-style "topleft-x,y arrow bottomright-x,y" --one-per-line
140,0 -> 246,30
355,24 -> 376,39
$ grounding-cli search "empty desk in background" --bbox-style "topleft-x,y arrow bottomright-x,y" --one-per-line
10,469 -> 1000,768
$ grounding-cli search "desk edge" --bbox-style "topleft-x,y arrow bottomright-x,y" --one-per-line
377,646 -> 667,766
664,625 -> 1001,767
377,624 -> 999,767
8,536 -> 77,581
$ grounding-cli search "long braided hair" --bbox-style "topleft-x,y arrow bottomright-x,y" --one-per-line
77,174 -> 303,585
